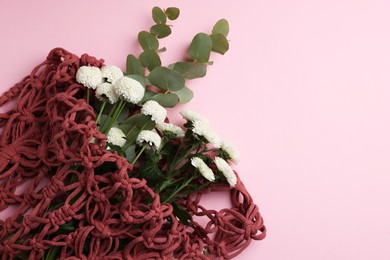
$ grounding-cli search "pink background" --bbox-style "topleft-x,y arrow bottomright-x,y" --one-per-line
1,0 -> 390,259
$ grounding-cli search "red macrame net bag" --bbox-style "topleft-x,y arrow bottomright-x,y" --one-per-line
0,48 -> 266,259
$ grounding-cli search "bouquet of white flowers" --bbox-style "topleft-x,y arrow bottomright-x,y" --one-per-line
0,7 -> 266,259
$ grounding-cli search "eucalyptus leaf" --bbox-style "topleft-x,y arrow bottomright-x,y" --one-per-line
157,47 -> 167,53
210,33 -> 229,55
149,93 -> 178,107
152,6 -> 167,24
126,54 -> 144,76
188,33 -> 212,63
126,74 -> 146,87
212,19 -> 229,37
144,77 -> 151,86
139,50 -> 161,71
150,24 -> 172,39
173,86 -> 193,104
138,31 -> 159,51
165,7 -> 180,20
148,66 -> 185,92
172,62 -> 207,79
141,89 -> 157,103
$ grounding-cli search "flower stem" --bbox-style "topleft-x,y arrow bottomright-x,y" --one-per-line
126,125 -> 136,137
162,174 -> 197,203
168,142 -> 198,175
96,100 -> 107,126
132,146 -> 146,165
101,102 -> 118,132
86,89 -> 90,105
105,100 -> 126,134
122,122 -> 148,151
157,137 -> 168,153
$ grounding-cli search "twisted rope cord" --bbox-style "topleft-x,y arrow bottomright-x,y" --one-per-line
0,48 -> 266,259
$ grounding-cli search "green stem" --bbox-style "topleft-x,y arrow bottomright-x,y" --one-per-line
157,137 -> 169,153
162,175 -> 197,203
96,100 -> 107,126
122,122 -> 148,151
45,246 -> 60,260
101,102 -> 118,132
168,143 -> 199,176
86,89 -> 90,105
132,146 -> 146,165
104,100 -> 126,134
126,125 -> 136,137
158,179 -> 172,193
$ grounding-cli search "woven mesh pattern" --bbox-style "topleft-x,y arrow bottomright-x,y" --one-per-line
0,48 -> 266,259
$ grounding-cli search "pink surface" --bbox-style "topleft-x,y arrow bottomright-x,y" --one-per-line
1,0 -> 390,259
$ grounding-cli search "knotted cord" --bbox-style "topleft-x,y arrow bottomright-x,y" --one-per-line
0,48 -> 266,259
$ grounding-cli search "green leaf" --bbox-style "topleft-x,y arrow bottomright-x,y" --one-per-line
141,89 -> 157,103
139,50 -> 161,71
210,33 -> 229,55
152,6 -> 167,24
138,31 -> 159,51
148,93 -> 178,107
165,7 -> 180,20
150,24 -> 172,39
172,62 -> 207,79
125,145 -> 136,163
120,113 -> 155,131
126,54 -> 144,76
144,77 -> 152,86
173,86 -> 193,104
127,75 -> 146,87
137,154 -> 162,186
148,66 -> 185,92
188,33 -> 212,63
97,114 -> 110,129
172,202 -> 193,226
58,222 -> 75,233
212,19 -> 229,37
157,47 -> 167,53
44,246 -> 60,260
117,105 -> 130,122
15,252 -> 30,260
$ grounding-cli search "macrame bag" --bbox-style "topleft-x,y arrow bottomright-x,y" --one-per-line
0,48 -> 266,259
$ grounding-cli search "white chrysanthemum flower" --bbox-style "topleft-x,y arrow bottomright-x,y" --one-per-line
156,123 -> 185,138
96,83 -> 119,104
221,140 -> 240,164
214,157 -> 237,187
141,100 -> 167,124
114,77 -> 145,104
136,130 -> 161,150
76,66 -> 103,89
101,65 -> 124,84
192,120 -> 221,148
191,157 -> 215,182
180,109 -> 208,123
106,127 -> 126,147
